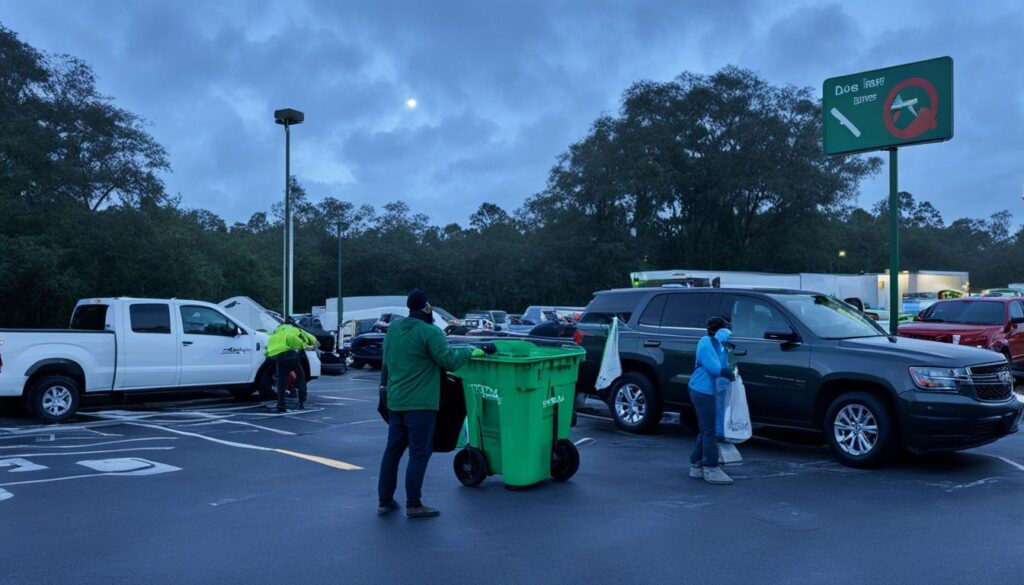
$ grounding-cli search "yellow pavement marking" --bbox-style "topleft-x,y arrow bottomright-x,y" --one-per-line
273,449 -> 363,471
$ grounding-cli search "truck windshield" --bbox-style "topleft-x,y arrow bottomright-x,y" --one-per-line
772,294 -> 887,339
919,301 -> 1005,325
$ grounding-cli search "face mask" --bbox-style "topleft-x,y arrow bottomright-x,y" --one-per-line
715,328 -> 732,343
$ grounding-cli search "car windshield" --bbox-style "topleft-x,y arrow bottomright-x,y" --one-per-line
772,294 -> 887,339
903,292 -> 937,300
920,301 -> 1005,325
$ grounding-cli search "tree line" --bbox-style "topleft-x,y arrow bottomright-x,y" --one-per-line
1,25 -> 1021,329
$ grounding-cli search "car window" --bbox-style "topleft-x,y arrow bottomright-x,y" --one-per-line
180,306 -> 238,336
639,295 -> 668,327
719,295 -> 790,338
1010,302 -> 1023,321
771,294 -> 885,339
921,301 -> 1005,326
580,291 -> 647,324
70,304 -> 108,330
661,294 -> 712,328
130,304 -> 171,334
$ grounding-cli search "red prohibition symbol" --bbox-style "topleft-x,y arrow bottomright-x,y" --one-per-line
883,77 -> 939,140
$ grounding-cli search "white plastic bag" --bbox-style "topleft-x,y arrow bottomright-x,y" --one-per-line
595,317 -> 622,391
722,373 -> 752,443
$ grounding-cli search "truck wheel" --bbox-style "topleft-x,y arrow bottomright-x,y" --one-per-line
551,439 -> 580,481
28,376 -> 81,424
607,372 -> 662,434
824,392 -> 896,468
256,368 -> 276,400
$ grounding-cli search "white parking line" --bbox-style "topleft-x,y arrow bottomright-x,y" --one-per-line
0,447 -> 174,458
0,437 -> 177,450
994,455 -> 1024,473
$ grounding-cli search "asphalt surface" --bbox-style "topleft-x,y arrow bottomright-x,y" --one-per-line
1,374 -> 1022,585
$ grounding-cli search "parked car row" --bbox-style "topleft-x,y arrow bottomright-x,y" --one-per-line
574,286 -> 1022,468
0,297 -> 322,423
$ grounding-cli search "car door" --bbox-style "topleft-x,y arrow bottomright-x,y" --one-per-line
1008,301 -> 1024,362
715,294 -> 813,425
177,304 -> 253,386
117,302 -> 180,390
638,293 -> 715,407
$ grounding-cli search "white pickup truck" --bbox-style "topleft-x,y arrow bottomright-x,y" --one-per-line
0,297 -> 321,423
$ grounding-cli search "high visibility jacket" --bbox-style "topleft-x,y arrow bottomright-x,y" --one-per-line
266,324 -> 316,358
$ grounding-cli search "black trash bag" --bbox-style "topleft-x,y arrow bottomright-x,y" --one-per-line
377,365 -> 389,422
433,373 -> 467,453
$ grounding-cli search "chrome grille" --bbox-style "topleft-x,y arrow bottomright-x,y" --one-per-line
967,362 -> 1014,402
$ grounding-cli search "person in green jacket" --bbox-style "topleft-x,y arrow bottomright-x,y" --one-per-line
266,322 -> 317,413
377,289 -> 495,519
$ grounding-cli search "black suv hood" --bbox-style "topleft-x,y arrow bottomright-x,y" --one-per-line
837,335 -> 1003,367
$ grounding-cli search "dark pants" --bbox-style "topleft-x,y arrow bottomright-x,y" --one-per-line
378,410 -> 437,508
275,351 -> 307,408
689,388 -> 720,468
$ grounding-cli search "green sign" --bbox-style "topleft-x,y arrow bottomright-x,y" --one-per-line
823,57 -> 953,155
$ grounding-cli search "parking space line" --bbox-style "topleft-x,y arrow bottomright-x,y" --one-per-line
993,455 -> 1024,473
0,447 -> 174,458
316,395 -> 372,402
127,422 -> 362,471
272,449 -> 362,470
0,437 -> 176,450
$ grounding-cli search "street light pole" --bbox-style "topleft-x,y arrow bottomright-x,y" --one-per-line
342,221 -> 350,338
274,108 -> 304,319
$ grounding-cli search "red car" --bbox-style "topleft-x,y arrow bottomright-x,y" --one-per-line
898,297 -> 1024,372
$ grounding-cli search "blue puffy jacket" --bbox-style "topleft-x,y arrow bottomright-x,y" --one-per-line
688,328 -> 733,395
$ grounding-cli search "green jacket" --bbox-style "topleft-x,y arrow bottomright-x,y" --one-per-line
383,316 -> 471,411
266,324 -> 316,358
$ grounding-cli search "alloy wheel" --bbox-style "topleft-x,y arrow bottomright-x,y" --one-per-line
833,403 -> 878,456
42,386 -> 73,416
614,383 -> 647,425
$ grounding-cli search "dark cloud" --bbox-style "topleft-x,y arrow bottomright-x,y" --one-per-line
0,0 -> 1021,226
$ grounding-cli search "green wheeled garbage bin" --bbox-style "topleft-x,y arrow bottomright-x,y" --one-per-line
451,340 -> 586,488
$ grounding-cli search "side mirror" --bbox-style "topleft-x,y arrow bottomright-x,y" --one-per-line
764,328 -> 798,342
1010,317 -> 1024,325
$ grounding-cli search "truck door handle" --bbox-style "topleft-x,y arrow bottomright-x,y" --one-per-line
182,341 -> 193,346
733,348 -> 748,356
643,340 -> 661,348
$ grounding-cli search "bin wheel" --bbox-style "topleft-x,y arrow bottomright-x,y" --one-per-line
551,439 -> 580,482
454,447 -> 488,487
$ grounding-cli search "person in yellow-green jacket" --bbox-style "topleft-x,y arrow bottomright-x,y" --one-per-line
377,289 -> 496,519
266,321 -> 317,413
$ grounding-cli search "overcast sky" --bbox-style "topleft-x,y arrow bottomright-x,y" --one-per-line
2,0 -> 1021,226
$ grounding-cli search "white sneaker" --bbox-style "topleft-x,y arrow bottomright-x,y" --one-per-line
703,466 -> 734,485
688,464 -> 703,479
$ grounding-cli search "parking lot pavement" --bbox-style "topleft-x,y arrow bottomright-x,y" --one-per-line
1,376 -> 1022,585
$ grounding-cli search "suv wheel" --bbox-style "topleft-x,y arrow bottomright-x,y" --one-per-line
607,372 -> 662,434
824,392 -> 895,468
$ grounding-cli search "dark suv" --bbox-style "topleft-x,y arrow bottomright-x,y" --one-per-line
575,288 -> 1023,467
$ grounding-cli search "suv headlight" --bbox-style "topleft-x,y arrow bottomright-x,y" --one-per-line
909,366 -> 968,392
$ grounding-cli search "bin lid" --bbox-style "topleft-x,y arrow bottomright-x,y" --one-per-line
469,339 -> 585,363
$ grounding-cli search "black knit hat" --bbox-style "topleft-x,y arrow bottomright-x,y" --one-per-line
407,289 -> 429,311
706,315 -> 730,336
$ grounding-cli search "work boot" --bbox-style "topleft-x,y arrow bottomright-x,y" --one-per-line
276,404 -> 287,413
298,402 -> 305,410
406,504 -> 441,519
703,466 -> 734,485
377,500 -> 400,516
689,464 -> 703,479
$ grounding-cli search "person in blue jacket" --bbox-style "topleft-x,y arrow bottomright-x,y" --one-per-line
688,316 -> 736,485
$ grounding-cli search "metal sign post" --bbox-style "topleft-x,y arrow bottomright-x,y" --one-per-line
823,57 -> 953,332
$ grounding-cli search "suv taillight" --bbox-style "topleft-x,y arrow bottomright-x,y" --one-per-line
572,329 -> 585,345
